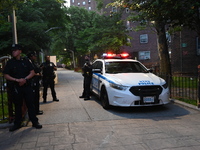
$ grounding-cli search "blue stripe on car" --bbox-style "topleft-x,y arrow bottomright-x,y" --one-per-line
93,73 -> 115,84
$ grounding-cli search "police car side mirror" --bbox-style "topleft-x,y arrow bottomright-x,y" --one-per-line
147,69 -> 153,73
92,69 -> 102,73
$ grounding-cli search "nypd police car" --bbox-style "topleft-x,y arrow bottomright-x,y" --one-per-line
91,53 -> 170,109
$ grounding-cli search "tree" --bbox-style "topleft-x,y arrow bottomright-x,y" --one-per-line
63,6 -> 129,54
0,0 -> 69,55
176,0 -> 200,36
108,0 -> 200,76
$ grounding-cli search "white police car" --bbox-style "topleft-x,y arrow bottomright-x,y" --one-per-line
91,53 -> 170,109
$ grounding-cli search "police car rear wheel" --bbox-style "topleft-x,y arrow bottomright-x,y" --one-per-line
100,87 -> 110,109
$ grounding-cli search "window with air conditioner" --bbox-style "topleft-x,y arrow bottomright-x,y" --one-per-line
88,7 -> 91,10
139,51 -> 150,60
83,1 -> 86,5
140,34 -> 148,43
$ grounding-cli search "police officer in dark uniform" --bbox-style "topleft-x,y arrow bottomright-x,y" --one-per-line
3,44 -> 42,131
40,55 -> 59,103
79,55 -> 92,100
27,51 -> 43,115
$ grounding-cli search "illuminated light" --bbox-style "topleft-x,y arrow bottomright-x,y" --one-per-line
107,53 -> 116,57
120,53 -> 129,58
102,52 -> 130,59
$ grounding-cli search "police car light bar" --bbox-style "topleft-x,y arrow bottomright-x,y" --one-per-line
102,53 -> 130,59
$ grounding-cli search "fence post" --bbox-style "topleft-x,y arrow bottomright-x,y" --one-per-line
198,65 -> 200,108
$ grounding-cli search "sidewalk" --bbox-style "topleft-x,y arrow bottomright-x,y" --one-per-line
1,68 -> 200,150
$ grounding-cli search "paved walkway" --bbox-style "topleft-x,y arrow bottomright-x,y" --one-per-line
1,68 -> 200,150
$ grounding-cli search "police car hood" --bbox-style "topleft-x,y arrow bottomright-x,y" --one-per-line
106,73 -> 165,86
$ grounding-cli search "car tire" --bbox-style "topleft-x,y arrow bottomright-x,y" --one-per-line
100,87 -> 110,109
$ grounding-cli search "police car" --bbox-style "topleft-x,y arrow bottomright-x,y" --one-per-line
91,53 -> 170,109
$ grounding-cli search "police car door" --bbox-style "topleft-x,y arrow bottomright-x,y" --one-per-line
92,61 -> 102,96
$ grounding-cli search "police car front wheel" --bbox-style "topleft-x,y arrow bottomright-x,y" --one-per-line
100,87 -> 111,109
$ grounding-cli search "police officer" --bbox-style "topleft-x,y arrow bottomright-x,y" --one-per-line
40,55 -> 59,103
3,44 -> 42,131
79,55 -> 92,100
27,51 -> 43,115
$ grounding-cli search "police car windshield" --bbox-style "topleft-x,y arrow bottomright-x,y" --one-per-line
105,61 -> 148,74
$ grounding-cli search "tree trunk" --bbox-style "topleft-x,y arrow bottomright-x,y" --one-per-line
155,21 -> 171,78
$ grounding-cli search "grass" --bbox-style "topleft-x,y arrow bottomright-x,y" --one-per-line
172,76 -> 198,88
0,92 -> 10,123
173,97 -> 198,106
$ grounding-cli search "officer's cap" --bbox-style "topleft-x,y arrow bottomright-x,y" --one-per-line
11,44 -> 22,51
27,51 -> 37,58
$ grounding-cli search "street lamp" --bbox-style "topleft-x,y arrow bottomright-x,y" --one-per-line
64,48 -> 75,68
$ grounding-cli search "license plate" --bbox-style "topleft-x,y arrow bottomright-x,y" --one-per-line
144,97 -> 154,103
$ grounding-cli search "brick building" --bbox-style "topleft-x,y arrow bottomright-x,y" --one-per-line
70,0 -> 200,74
70,0 -> 97,11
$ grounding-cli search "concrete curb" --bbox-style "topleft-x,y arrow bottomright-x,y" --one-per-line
170,99 -> 200,111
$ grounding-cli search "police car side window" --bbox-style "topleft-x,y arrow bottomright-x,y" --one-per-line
96,62 -> 102,70
92,62 -> 98,69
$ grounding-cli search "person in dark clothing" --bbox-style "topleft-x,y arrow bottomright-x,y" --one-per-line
27,51 -> 43,115
40,55 -> 59,103
3,44 -> 42,132
79,55 -> 93,100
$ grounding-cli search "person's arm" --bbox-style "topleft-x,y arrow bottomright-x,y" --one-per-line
52,62 -> 57,71
18,70 -> 35,86
4,74 -> 18,82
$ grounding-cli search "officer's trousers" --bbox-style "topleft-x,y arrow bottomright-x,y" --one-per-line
33,85 -> 40,113
42,77 -> 57,100
12,85 -> 38,126
82,77 -> 92,98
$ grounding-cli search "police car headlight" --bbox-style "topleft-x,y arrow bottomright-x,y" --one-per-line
110,83 -> 129,91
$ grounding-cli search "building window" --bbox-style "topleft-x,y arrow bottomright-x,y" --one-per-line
88,0 -> 91,3
127,38 -> 131,43
166,32 -> 171,43
78,3 -> 80,6
83,1 -> 86,5
88,7 -> 91,10
112,6 -> 117,13
139,51 -> 150,60
126,8 -> 129,13
140,34 -> 148,43
72,0 -> 74,3
197,37 -> 200,55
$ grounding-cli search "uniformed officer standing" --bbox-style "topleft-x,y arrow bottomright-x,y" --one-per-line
27,51 -> 43,115
79,55 -> 93,100
40,55 -> 59,103
3,44 -> 42,131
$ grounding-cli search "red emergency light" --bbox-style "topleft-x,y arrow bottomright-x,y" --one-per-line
102,52 -> 130,59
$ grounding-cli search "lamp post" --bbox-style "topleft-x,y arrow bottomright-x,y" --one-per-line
64,48 -> 75,68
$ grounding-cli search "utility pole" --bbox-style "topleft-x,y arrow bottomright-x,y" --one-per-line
12,8 -> 18,44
